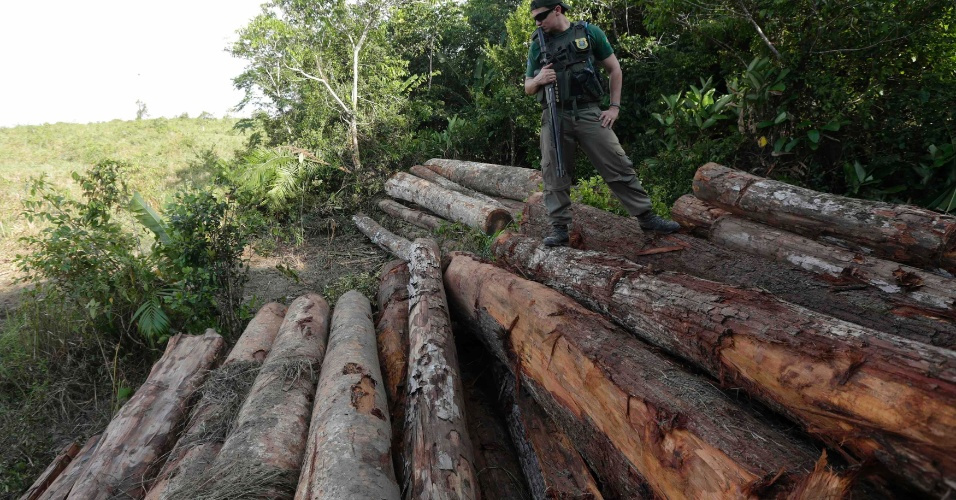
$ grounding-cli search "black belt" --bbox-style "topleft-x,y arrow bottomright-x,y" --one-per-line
545,99 -> 599,110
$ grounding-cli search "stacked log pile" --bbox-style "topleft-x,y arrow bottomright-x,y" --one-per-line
26,159 -> 956,499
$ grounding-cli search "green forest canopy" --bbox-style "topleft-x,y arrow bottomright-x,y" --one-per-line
231,0 -> 956,213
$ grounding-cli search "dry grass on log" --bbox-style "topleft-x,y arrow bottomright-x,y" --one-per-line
176,360 -> 261,448
167,462 -> 299,500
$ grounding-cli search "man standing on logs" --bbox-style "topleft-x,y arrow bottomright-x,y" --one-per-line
524,0 -> 680,246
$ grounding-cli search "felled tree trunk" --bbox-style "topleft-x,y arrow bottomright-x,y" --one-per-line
409,165 -> 515,214
21,442 -> 80,500
378,199 -> 446,231
194,294 -> 330,499
444,252 -> 849,499
424,158 -> 543,201
521,193 -> 956,348
295,291 -> 399,500
693,162 -> 956,274
149,303 -> 287,500
354,212 -> 414,261
34,435 -> 101,500
493,232 -> 956,497
670,194 -> 729,235
672,195 -> 956,319
65,331 -> 226,500
386,172 -> 512,235
403,239 -> 480,500
376,260 -> 411,480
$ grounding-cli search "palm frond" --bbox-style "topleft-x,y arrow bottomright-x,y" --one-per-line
129,192 -> 171,244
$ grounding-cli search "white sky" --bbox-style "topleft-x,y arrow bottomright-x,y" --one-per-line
0,0 -> 266,128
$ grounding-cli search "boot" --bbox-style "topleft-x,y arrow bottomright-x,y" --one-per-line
543,224 -> 570,247
637,212 -> 680,234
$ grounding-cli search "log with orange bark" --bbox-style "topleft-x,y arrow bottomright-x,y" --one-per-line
385,172 -> 512,235
692,162 -> 956,274
444,252 -> 850,499
190,294 -> 330,499
375,260 -> 410,479
33,435 -> 101,500
672,194 -> 956,320
296,290 -> 399,499
147,302 -> 287,500
63,331 -> 226,500
402,239 -> 480,500
520,192 -> 956,348
493,232 -> 956,497
20,442 -> 80,500
424,158 -> 542,201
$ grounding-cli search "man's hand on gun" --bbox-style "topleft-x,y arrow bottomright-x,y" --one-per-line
535,63 -> 556,89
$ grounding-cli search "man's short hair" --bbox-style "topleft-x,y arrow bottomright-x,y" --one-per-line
530,0 -> 570,11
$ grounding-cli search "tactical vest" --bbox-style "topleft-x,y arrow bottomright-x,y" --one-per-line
534,21 -> 606,106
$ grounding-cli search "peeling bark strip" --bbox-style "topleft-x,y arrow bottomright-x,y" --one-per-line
354,212 -> 414,261
22,442 -> 80,500
65,332 -> 226,500
493,232 -> 956,497
296,291 -> 399,500
521,195 -> 956,347
34,435 -> 101,500
199,294 -> 330,499
148,302 -> 287,499
386,172 -> 513,235
378,199 -> 446,231
424,158 -> 543,201
444,253 -> 850,499
376,260 -> 411,479
693,162 -> 956,274
670,194 -> 730,234
409,164 -> 516,214
673,196 -> 956,319
403,239 -> 480,500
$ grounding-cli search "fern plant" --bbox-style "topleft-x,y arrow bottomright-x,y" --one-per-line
228,146 -> 334,213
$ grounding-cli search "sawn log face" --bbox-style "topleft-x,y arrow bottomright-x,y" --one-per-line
444,252 -> 847,499
693,162 -> 956,274
493,232 -> 956,497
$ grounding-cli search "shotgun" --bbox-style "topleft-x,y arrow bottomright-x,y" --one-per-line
536,27 -> 565,179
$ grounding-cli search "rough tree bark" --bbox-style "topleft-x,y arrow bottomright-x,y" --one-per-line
693,162 -> 956,275
493,232 -> 956,497
386,172 -> 512,235
34,435 -> 101,500
403,239 -> 480,500
375,259 -> 411,481
148,303 -> 288,500
199,294 -> 331,499
672,195 -> 956,319
21,442 -> 80,500
521,194 -> 956,348
378,199 -> 446,231
295,291 -> 399,500
424,158 -> 543,201
353,212 -> 415,261
444,253 -> 850,499
409,165 -> 515,214
65,331 -> 226,500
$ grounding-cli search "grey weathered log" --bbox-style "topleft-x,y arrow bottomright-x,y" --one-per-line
295,291 -> 399,500
521,193 -> 956,348
195,294 -> 330,499
34,435 -> 101,500
444,252 -> 850,499
386,172 -> 512,235
693,162 -> 956,275
353,212 -> 414,261
21,442 -> 80,500
672,195 -> 956,318
424,158 -> 542,201
403,239 -> 480,500
65,331 -> 226,500
148,302 -> 287,500
378,199 -> 446,231
409,164 -> 516,214
376,260 -> 411,480
493,232 -> 956,497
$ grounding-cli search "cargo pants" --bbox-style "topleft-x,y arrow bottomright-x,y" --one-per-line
540,102 -> 652,227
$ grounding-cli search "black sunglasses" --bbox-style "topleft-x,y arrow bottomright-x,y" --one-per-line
533,7 -> 556,22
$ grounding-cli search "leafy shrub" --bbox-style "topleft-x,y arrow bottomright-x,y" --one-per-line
571,176 -> 628,216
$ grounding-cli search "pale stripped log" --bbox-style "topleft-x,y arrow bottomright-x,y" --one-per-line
424,158 -> 542,201
385,172 -> 512,235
